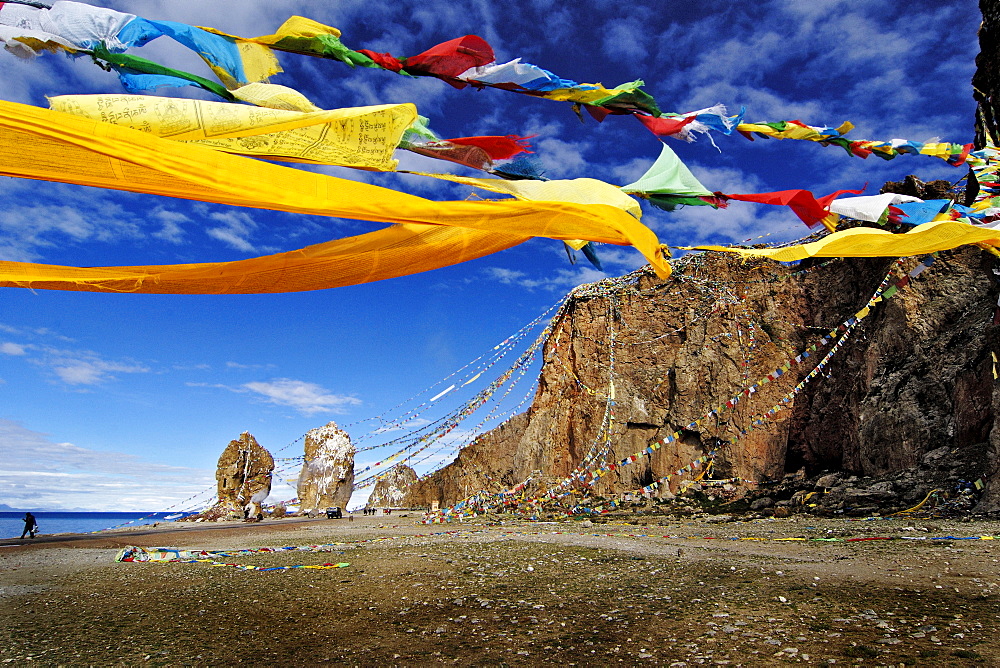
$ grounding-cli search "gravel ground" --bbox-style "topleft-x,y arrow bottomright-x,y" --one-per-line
2,513 -> 999,666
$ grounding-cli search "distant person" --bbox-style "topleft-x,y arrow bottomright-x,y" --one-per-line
20,512 -> 37,539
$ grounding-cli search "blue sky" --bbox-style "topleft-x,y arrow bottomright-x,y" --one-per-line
0,0 -> 981,510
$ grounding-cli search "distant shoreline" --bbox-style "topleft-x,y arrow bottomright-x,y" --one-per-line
0,514 -> 350,550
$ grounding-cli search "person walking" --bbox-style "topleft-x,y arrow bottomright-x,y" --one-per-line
20,512 -> 37,539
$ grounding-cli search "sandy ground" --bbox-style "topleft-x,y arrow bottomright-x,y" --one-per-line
2,512 -> 1000,666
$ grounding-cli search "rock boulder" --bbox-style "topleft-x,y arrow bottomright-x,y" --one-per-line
367,464 -> 417,508
297,421 -> 355,513
216,431 -> 274,515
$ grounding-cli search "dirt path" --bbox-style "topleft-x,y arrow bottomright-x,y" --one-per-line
2,514 -> 999,665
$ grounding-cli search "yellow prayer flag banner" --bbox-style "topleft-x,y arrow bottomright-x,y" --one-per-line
230,82 -> 321,112
692,221 -> 1000,262
541,85 -> 620,104
199,16 -> 342,45
405,172 -> 644,219
0,100 -> 670,293
48,94 -> 415,171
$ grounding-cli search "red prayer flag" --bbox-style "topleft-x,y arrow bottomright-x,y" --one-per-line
636,114 -> 697,138
402,35 -> 494,78
445,135 -> 534,161
723,187 -> 864,228
404,143 -> 493,171
356,50 -> 405,72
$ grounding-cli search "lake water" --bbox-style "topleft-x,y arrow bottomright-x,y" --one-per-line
0,511 -> 192,539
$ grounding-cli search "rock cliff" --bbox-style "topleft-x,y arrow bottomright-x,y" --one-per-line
297,421 -> 355,512
406,244 -> 1000,513
367,464 -> 418,508
216,431 -> 274,514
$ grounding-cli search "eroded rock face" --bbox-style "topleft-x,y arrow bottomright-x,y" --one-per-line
297,421 -> 354,512
217,431 -> 274,513
367,464 -> 418,508
406,247 -> 1000,511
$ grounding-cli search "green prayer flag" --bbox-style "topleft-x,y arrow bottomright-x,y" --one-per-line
621,144 -> 713,197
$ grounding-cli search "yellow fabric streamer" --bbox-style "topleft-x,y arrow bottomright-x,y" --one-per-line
0,100 -> 670,293
48,94 -> 415,170
404,172 -> 643,218
691,220 -> 1000,262
405,172 -> 643,252
0,224 -> 526,295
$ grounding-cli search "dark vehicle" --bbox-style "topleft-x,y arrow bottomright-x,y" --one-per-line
325,507 -> 343,519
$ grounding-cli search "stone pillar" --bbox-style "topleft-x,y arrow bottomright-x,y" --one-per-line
297,422 -> 355,513
216,432 -> 274,514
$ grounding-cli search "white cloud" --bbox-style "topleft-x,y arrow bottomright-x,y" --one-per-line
13,343 -> 151,386
48,357 -> 150,386
205,210 -> 259,252
602,17 -> 650,65
484,264 -> 610,291
226,361 -> 274,370
0,342 -> 27,356
242,378 -> 362,415
151,208 -> 189,244
534,136 -> 591,179
0,419 -> 214,511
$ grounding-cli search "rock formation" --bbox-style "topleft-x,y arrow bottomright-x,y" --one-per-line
216,431 -> 274,515
406,245 -> 1000,513
367,464 -> 418,508
297,421 -> 355,512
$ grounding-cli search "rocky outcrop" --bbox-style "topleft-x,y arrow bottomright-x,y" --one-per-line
880,175 -> 955,201
216,431 -> 274,514
367,465 -> 418,508
974,0 -> 1000,152
404,413 -> 528,508
406,245 -> 1000,513
297,421 -> 354,512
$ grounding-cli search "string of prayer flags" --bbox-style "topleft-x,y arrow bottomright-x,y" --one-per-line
738,119 -> 855,143
353,304 -> 563,488
0,3 -> 666,122
0,1 -> 280,88
2,2 -> 984,165
967,144 -> 1000,202
116,546 -> 351,571
736,118 -> 973,166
